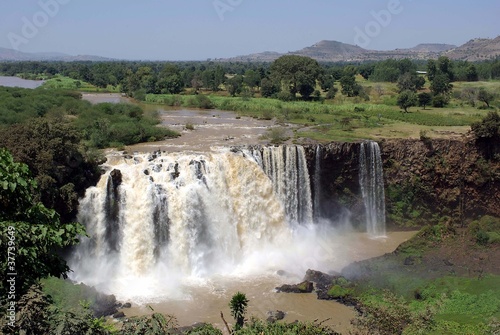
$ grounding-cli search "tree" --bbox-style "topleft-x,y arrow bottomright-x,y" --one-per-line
270,55 -> 323,99
397,90 -> 418,113
326,86 -> 338,100
229,292 -> 249,330
340,74 -> 362,97
418,92 -> 432,110
427,59 -> 437,82
430,73 -> 453,97
320,73 -> 335,92
432,94 -> 447,108
260,78 -> 279,98
466,64 -> 479,82
471,111 -> 500,159
0,149 -> 86,300
437,56 -> 454,81
359,63 -> 375,80
477,88 -> 495,108
397,73 -> 424,93
471,111 -> 500,140
0,119 -> 101,222
243,69 -> 260,90
226,75 -> 243,97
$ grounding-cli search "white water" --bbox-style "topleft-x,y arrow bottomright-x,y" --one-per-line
359,141 -> 387,237
313,145 -> 322,221
251,146 -> 313,224
70,143 -> 388,303
69,147 -> 338,302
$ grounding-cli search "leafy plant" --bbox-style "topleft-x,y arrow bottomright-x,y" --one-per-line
121,309 -> 177,335
0,150 -> 86,300
229,292 -> 249,330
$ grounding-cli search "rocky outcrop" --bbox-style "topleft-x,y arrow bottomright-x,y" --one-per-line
267,310 -> 286,323
275,281 -> 314,293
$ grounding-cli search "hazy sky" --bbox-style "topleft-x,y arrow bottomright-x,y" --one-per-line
0,0 -> 498,60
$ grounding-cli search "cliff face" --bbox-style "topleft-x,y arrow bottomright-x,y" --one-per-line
380,138 -> 500,225
305,138 -> 500,227
304,142 -> 363,225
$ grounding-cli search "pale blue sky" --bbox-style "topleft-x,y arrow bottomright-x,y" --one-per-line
0,0 -> 498,60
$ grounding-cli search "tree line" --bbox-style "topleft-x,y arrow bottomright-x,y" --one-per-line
1,57 -> 499,101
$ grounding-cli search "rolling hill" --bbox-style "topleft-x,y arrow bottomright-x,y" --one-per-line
0,48 -> 113,62
225,37 -> 499,63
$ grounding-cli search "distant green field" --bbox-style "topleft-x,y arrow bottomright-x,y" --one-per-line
42,75 -> 120,92
144,79 -> 499,142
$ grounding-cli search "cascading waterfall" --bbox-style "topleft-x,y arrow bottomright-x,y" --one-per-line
359,141 -> 386,237
69,148 -> 313,300
313,145 -> 322,221
251,146 -> 313,224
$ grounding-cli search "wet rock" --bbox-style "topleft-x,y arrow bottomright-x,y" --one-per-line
276,270 -> 287,276
92,292 -> 118,317
122,302 -> 132,308
267,310 -> 285,323
110,169 -> 122,186
113,311 -> 125,318
276,281 -> 313,293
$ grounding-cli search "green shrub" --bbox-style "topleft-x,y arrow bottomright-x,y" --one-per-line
476,230 -> 490,245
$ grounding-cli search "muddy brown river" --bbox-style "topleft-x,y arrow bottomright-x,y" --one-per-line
121,231 -> 416,334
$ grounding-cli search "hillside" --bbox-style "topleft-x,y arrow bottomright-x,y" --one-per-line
444,36 -> 500,61
226,37 -> 499,62
0,47 -> 113,62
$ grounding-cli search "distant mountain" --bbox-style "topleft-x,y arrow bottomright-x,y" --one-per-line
225,37 -> 499,63
443,37 -> 500,61
407,43 -> 456,53
0,47 -> 114,62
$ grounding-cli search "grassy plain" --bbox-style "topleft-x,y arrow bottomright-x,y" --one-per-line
144,79 -> 499,142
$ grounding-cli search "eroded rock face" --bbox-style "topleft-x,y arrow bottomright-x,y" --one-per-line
380,138 -> 500,224
302,138 -> 499,227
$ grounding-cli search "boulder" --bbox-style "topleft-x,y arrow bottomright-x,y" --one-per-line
276,281 -> 313,293
267,310 -> 285,322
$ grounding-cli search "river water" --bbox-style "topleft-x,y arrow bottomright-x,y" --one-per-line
72,93 -> 415,334
0,76 -> 45,89
120,231 -> 416,334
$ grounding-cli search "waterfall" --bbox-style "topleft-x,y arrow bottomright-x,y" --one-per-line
69,149 -> 300,299
313,145 -> 322,221
359,141 -> 386,237
252,146 -> 313,224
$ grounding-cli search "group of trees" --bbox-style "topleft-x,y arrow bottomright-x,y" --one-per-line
2,56 -> 499,103
0,86 -> 180,222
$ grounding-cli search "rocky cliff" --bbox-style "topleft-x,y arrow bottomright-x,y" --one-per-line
305,138 -> 500,227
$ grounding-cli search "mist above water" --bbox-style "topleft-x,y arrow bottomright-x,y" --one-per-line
69,144 -> 386,303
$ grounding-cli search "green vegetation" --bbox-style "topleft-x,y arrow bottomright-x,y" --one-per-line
341,222 -> 500,335
1,56 -> 499,334
2,57 -> 500,142
0,150 -> 85,300
229,292 -> 249,330
42,75 -> 119,92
